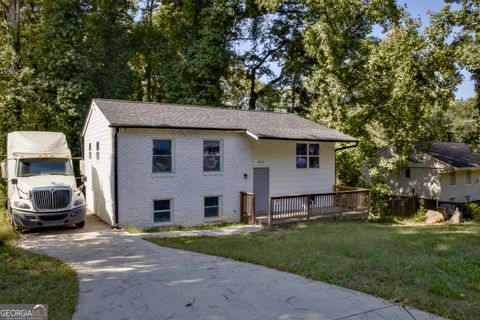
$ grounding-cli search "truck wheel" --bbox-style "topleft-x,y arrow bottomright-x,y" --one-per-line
75,221 -> 85,228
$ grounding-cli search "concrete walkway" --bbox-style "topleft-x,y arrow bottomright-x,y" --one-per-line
136,224 -> 264,239
20,215 -> 444,320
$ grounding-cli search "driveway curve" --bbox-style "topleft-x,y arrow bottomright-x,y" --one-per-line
20,214 -> 443,320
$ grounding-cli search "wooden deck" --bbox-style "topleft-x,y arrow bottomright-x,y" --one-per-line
241,186 -> 371,226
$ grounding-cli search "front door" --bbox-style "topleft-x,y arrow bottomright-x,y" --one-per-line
253,168 -> 269,214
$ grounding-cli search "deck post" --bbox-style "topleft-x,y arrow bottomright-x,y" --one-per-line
268,197 -> 272,227
240,192 -> 244,223
252,193 -> 256,224
307,195 -> 312,221
367,190 -> 371,215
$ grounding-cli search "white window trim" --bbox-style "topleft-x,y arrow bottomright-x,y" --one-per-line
296,143 -> 320,169
449,171 -> 456,186
153,199 -> 173,225
204,195 -> 222,220
152,138 -> 175,175
203,140 -> 223,174
466,170 -> 472,185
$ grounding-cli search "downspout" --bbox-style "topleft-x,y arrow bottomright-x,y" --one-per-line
334,142 -> 359,186
113,127 -> 119,228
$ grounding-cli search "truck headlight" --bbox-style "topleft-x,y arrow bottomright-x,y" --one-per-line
14,201 -> 31,210
73,198 -> 85,207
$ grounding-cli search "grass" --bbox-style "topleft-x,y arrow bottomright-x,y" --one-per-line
123,221 -> 243,233
147,222 -> 480,320
0,207 -> 78,320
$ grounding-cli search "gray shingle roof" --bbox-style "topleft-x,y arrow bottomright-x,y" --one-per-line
92,99 -> 356,142
416,142 -> 480,168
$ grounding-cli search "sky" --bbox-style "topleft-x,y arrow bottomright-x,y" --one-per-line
400,0 -> 475,99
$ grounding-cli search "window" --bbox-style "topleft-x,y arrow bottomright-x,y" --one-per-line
18,159 -> 74,177
153,200 -> 171,223
96,142 -> 100,160
203,141 -> 221,172
466,170 -> 472,184
204,196 -> 219,218
88,143 -> 92,160
153,140 -> 172,173
401,168 -> 411,178
296,143 -> 319,169
450,172 -> 456,185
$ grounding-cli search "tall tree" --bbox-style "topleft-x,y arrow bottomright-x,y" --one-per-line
303,0 -> 458,185
84,0 -> 135,99
33,0 -> 96,151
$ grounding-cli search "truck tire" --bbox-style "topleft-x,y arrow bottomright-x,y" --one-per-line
75,221 -> 85,228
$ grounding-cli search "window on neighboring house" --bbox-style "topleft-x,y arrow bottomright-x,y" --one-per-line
153,199 -> 171,223
401,168 -> 411,178
296,143 -> 320,169
153,140 -> 173,173
96,142 -> 100,160
466,170 -> 472,184
88,143 -> 92,160
203,140 -> 221,172
204,196 -> 220,218
450,172 -> 456,185
465,195 -> 472,202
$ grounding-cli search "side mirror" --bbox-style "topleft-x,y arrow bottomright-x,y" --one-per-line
79,160 -> 85,176
0,162 -> 6,179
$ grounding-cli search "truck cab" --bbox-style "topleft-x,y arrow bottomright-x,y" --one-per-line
1,131 -> 86,229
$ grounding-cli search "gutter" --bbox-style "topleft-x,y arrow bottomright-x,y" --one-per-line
335,141 -> 359,151
113,128 -> 119,227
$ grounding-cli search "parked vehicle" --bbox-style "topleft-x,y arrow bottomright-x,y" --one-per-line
1,131 -> 86,229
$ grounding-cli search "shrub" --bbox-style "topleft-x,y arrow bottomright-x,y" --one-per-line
460,202 -> 480,221
412,200 -> 427,223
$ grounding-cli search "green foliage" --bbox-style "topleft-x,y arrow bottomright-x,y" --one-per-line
460,202 -> 480,221
412,200 -> 428,223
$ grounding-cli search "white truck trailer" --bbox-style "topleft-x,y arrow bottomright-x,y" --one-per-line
1,131 -> 86,229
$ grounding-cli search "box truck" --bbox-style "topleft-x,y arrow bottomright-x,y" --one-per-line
1,131 -> 86,229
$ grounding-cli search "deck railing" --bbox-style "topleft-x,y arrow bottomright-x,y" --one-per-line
268,189 -> 370,225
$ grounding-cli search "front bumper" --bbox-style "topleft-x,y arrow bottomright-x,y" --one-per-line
11,206 -> 86,228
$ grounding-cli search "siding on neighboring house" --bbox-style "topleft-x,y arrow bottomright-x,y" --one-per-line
251,140 -> 336,196
116,128 -> 253,228
83,104 -> 115,225
439,169 -> 480,202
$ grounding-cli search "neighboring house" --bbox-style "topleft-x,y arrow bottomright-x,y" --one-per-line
81,99 -> 358,228
379,142 -> 480,207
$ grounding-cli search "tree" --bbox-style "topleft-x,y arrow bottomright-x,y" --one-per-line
83,0 -> 136,99
303,0 -> 458,200
152,0 -> 239,106
429,0 -> 480,149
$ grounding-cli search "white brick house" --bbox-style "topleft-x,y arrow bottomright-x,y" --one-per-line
81,99 -> 357,228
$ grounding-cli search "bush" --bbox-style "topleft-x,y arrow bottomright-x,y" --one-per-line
460,202 -> 480,221
412,200 -> 427,223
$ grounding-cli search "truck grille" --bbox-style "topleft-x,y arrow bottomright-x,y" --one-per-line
32,188 -> 71,211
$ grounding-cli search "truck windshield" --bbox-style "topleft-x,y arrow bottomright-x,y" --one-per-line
18,159 -> 74,177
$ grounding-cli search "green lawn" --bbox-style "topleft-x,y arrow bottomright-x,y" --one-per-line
0,208 -> 78,320
147,222 -> 480,320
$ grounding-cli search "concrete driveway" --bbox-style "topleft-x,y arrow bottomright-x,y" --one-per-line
20,214 -> 443,320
